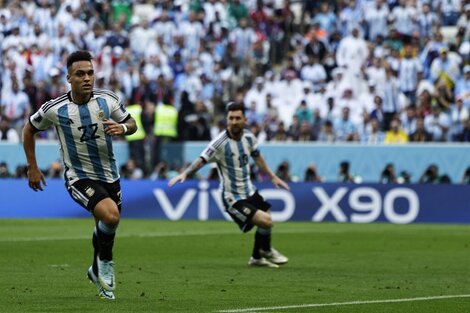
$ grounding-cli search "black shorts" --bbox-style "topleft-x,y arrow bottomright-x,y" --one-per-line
67,179 -> 122,213
227,191 -> 271,233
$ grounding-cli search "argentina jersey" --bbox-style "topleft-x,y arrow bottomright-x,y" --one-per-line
200,129 -> 259,210
29,89 -> 130,185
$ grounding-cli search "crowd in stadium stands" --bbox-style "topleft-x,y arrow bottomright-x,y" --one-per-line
0,0 -> 469,180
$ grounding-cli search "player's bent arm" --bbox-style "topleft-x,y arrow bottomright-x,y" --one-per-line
22,122 -> 47,191
168,157 -> 206,187
253,154 -> 290,190
253,154 -> 276,179
122,116 -> 137,135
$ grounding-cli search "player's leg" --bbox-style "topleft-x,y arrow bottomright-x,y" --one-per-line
229,199 -> 278,267
67,179 -> 119,298
250,210 -> 273,257
93,197 -> 120,291
248,192 -> 289,265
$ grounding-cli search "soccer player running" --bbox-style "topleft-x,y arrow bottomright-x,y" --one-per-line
169,102 -> 290,268
22,50 -> 137,300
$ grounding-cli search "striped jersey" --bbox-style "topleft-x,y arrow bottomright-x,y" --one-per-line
200,129 -> 260,210
29,89 -> 130,186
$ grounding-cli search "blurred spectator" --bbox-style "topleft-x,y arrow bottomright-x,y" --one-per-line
0,79 -> 30,134
369,95 -> 385,130
361,118 -> 385,143
381,67 -> 402,130
418,164 -> 440,184
121,158 -> 144,180
300,54 -> 327,87
410,117 -> 433,142
244,77 -> 267,115
334,106 -> 358,142
457,118 -> 470,141
317,120 -> 336,142
364,0 -> 389,41
152,96 -> 178,166
424,104 -> 450,141
449,96 -> 469,141
275,160 -> 292,182
124,102 -> 147,173
400,104 -> 417,136
304,163 -> 322,182
149,161 -> 169,180
438,0 -> 461,26
0,162 -> 10,178
380,163 -> 397,183
249,121 -> 267,144
268,121 -> 292,142
398,45 -> 423,105
186,100 -> 212,141
337,161 -> 355,183
336,26 -> 368,75
388,0 -> 417,41
454,65 -> 470,109
13,165 -> 28,178
227,0 -> 249,28
430,46 -> 460,84
417,3 -> 439,40
294,120 -> 315,142
384,118 -> 409,143
461,166 -> 470,184
304,31 -> 327,62
310,2 -> 337,37
0,117 -> 20,143
294,100 -> 313,125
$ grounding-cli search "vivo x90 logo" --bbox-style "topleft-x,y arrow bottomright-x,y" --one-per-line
153,182 -> 420,224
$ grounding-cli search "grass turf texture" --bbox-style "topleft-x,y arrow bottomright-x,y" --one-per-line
0,220 -> 469,313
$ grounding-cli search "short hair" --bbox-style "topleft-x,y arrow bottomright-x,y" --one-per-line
226,101 -> 245,116
66,50 -> 93,70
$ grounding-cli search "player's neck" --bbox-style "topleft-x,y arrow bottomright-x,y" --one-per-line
228,129 -> 242,140
70,91 -> 92,104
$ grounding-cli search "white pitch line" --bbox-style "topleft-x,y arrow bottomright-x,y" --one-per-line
216,294 -> 470,312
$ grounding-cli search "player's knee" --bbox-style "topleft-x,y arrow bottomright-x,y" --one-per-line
105,209 -> 120,226
262,217 -> 273,229
252,210 -> 273,229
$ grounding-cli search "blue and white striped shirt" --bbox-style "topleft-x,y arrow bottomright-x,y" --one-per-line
29,89 -> 130,186
200,129 -> 259,210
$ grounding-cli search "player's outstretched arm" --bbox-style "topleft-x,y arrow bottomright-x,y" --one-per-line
168,157 -> 206,187
22,122 -> 47,192
253,155 -> 290,190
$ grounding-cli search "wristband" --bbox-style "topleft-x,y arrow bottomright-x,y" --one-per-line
121,124 -> 128,134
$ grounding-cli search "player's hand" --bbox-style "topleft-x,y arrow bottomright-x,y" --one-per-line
103,119 -> 124,136
272,176 -> 290,191
27,166 -> 47,192
168,174 -> 187,187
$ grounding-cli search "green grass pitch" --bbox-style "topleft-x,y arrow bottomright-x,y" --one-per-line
0,219 -> 469,313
